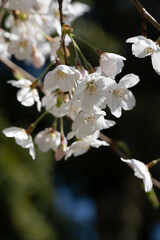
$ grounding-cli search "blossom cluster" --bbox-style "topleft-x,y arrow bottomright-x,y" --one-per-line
1,0 -> 160,193
3,53 -> 140,159
0,0 -> 90,66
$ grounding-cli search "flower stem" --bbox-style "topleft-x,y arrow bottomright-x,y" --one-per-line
57,0 -> 68,65
26,105 -> 56,134
147,158 -> 160,169
60,117 -> 64,143
32,61 -> 55,86
31,21 -> 54,42
72,34 -> 102,55
70,36 -> 94,72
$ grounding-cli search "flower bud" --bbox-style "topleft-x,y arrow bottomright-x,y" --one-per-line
55,143 -> 67,161
32,48 -> 45,68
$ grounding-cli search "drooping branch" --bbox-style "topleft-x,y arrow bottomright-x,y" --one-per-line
131,0 -> 160,32
0,57 -> 36,81
1,55 -> 160,190
0,57 -> 46,93
99,132 -> 160,190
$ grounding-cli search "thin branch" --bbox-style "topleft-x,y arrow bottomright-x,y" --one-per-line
57,0 -> 68,64
131,0 -> 160,32
0,57 -> 36,81
0,57 -> 46,93
99,132 -> 160,189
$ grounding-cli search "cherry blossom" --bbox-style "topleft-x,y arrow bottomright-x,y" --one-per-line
100,52 -> 126,78
44,65 -> 82,92
8,38 -> 33,60
51,99 -> 82,120
74,69 -> 113,110
8,79 -> 41,111
7,0 -> 38,12
67,107 -> 115,139
65,131 -> 108,160
35,128 -> 63,152
126,35 -> 160,75
104,74 -> 140,118
121,158 -> 153,192
3,127 -> 35,159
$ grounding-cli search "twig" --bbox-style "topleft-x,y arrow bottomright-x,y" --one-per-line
57,0 -> 68,64
0,57 -> 46,93
131,0 -> 160,32
99,132 -> 160,189
0,57 -> 36,81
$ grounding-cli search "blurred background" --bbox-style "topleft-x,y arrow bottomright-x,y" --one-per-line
1,0 -> 160,239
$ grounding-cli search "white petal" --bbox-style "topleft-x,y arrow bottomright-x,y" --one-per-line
3,127 -> 27,138
121,90 -> 136,111
132,39 -> 157,58
126,35 -> 147,43
32,89 -> 41,111
44,71 -> 58,91
29,142 -> 36,160
143,172 -> 153,192
17,88 -> 34,107
100,52 -> 126,77
121,158 -> 153,192
151,51 -> 160,74
110,94 -> 122,118
7,79 -> 32,88
118,74 -> 140,88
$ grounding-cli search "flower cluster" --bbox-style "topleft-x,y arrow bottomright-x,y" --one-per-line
3,52 -> 140,160
2,0 -> 160,194
0,0 -> 90,67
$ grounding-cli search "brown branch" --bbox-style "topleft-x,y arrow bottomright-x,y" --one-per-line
131,0 -> 160,32
0,57 -> 46,94
99,132 -> 160,190
0,57 -> 36,81
57,0 -> 68,64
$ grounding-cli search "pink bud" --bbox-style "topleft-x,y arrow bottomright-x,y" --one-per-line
32,2 -> 40,11
32,48 -> 45,68
55,144 -> 67,161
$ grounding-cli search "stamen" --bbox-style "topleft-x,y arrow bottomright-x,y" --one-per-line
113,88 -> 126,98
55,70 -> 68,81
144,47 -> 154,55
87,82 -> 98,96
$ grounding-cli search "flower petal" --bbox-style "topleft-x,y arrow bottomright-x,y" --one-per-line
118,74 -> 140,89
151,51 -> 160,75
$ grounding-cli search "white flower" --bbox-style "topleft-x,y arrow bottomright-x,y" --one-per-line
42,92 -> 57,110
7,0 -> 38,12
8,79 -> 41,111
64,1 -> 90,23
100,52 -> 126,78
126,35 -> 160,75
65,131 -> 108,160
51,99 -> 82,120
8,38 -> 33,60
67,107 -> 115,139
34,128 -> 64,152
32,47 -> 45,68
121,158 -> 153,192
74,68 -> 112,110
44,65 -> 82,92
104,74 -> 140,118
32,0 -> 51,14
3,127 -> 35,159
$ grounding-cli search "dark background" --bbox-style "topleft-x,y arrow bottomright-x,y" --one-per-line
0,0 -> 160,240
